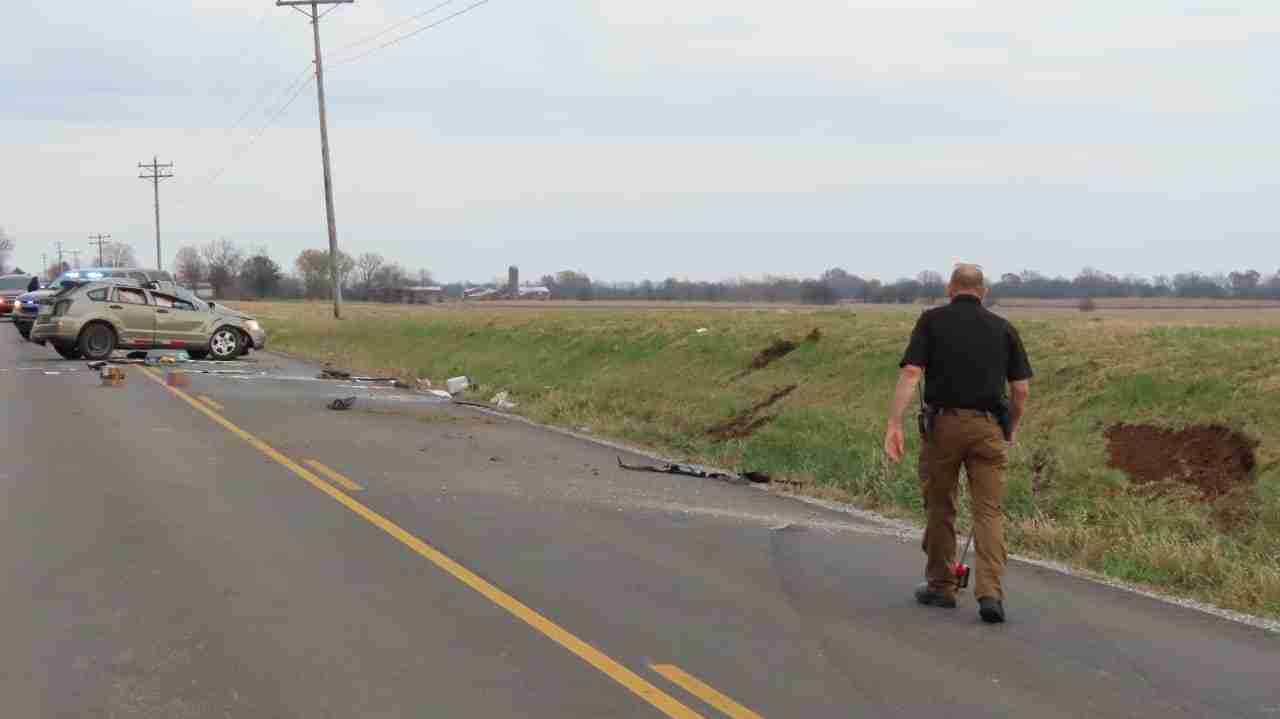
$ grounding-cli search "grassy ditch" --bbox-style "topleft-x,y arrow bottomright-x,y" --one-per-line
240,300 -> 1280,619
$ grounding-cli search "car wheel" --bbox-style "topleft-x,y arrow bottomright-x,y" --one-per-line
209,327 -> 242,361
77,322 -> 117,361
53,342 -> 83,360
17,324 -> 30,340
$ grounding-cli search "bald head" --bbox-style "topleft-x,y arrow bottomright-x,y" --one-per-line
948,263 -> 987,299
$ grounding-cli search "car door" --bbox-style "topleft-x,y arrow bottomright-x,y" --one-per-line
151,292 -> 206,348
109,286 -> 156,347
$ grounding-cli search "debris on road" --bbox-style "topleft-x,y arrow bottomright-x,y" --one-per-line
489,391 -> 518,411
87,360 -> 108,369
616,456 -> 746,484
415,378 -> 433,390
446,376 -> 471,395
100,367 -> 126,387
164,370 -> 189,388
426,389 -> 453,400
126,350 -> 148,360
327,396 -> 357,411
707,384 -> 798,441
318,367 -> 404,386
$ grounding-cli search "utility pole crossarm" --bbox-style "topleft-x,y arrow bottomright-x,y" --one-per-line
275,0 -> 352,5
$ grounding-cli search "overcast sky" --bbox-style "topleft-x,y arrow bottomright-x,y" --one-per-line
3,1 -> 1279,283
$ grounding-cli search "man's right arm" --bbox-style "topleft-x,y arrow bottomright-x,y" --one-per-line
1005,323 -> 1033,443
1008,380 -> 1030,442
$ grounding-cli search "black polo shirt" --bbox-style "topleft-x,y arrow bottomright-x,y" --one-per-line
899,295 -> 1033,412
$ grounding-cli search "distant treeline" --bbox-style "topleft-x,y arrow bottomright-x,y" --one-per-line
162,238 -> 1280,305
527,268 -> 1280,304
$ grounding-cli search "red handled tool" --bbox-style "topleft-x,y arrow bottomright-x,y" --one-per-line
953,531 -> 972,589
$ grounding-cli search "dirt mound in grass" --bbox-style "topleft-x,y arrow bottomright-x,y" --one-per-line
707,385 -> 798,441
731,330 -> 822,382
1104,424 -> 1258,499
750,339 -> 799,371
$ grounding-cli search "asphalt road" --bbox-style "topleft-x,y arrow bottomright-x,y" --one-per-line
1,324 -> 1277,718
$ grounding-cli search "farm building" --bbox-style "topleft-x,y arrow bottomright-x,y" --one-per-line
368,286 -> 445,304
517,286 -> 551,299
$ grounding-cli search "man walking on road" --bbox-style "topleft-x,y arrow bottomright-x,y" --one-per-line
883,263 -> 1032,623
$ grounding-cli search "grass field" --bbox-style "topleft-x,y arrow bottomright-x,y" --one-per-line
235,299 -> 1280,619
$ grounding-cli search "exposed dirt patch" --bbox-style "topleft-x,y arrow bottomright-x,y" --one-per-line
1104,424 -> 1258,500
750,339 -> 798,371
732,330 -> 821,381
707,385 -> 798,441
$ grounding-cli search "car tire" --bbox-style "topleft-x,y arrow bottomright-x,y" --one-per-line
17,324 -> 30,340
53,342 -> 82,360
208,326 -> 242,361
77,322 -> 117,361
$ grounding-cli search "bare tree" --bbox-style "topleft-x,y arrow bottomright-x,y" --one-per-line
200,238 -> 244,299
102,242 -> 138,268
174,246 -> 205,288
916,270 -> 946,302
356,252 -> 383,291
295,249 -> 354,299
0,226 -> 14,274
371,263 -> 409,290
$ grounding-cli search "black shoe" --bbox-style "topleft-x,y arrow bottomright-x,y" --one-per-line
914,583 -> 957,609
979,597 -> 1005,623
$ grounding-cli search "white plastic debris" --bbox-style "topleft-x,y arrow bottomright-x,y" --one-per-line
446,376 -> 471,395
695,327 -> 709,335
427,389 -> 454,399
490,391 -> 518,411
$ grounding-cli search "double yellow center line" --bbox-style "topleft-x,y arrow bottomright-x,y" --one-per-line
141,370 -> 764,718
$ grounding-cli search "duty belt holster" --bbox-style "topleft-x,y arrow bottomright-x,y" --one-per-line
917,388 -> 937,442
992,403 -> 1014,442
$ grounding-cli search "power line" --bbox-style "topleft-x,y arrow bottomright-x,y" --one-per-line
175,70 -> 315,204
227,63 -> 313,141
332,0 -> 490,67
330,0 -> 456,58
205,74 -> 316,187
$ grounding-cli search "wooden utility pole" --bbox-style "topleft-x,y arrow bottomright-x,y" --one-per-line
67,249 -> 83,269
41,253 -> 48,280
138,157 -> 174,272
54,241 -> 65,271
89,233 -> 112,267
278,0 -> 353,319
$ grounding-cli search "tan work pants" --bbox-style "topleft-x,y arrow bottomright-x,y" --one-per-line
918,410 -> 1009,601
